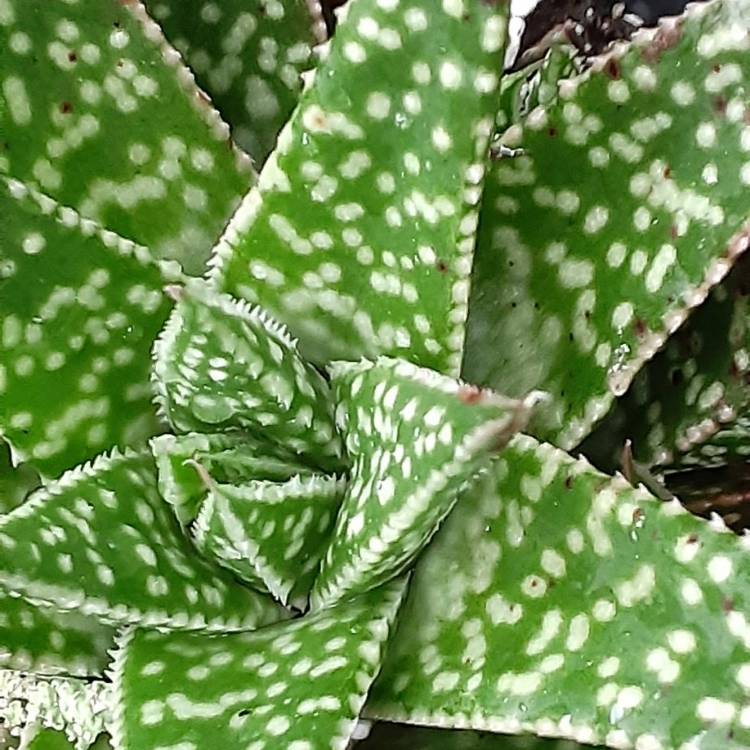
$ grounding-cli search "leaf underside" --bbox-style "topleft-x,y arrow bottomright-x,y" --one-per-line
0,448 -> 284,633
143,0 -> 322,165
0,0 -> 252,273
0,177 -> 175,479
310,358 -> 530,610
211,0 -> 507,374
464,0 -> 750,450
111,579 -> 407,750
368,435 -> 750,749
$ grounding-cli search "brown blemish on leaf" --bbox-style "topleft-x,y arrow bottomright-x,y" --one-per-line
436,260 -> 448,273
641,19 -> 684,64
457,385 -> 484,405
60,101 -> 73,114
633,318 -> 646,337
604,58 -> 621,80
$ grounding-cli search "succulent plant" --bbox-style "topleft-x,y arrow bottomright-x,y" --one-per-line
3,0 -> 750,748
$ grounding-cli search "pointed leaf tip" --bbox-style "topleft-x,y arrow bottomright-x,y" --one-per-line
311,357 -> 532,610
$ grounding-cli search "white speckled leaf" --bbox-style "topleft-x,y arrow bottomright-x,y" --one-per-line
111,578 -> 408,750
0,0 -> 253,273
193,473 -> 345,609
368,435 -> 750,748
675,415 -> 750,470
152,281 -> 343,471
464,0 -> 750,450
0,669 -> 111,750
150,431 -> 313,526
210,0 -> 507,374
0,448 -> 284,633
143,0 -> 324,164
0,592 -> 114,678
310,358 -> 534,610
583,251 -> 750,472
0,177 -> 178,479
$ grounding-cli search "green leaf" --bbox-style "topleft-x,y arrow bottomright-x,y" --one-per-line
675,416 -> 750,469
26,730 -> 78,750
0,437 -> 40,513
496,45 -> 581,136
23,730 -> 113,750
151,281 -> 343,471
0,670 -> 111,750
150,431 -> 314,526
144,0 -> 324,165
582,252 -> 750,472
110,579 -> 408,750
0,177 -> 176,479
357,723 -> 595,749
463,0 -> 750,450
0,0 -> 253,273
0,592 -> 114,678
210,0 -> 508,374
0,448 -> 284,632
310,358 -> 535,610
193,473 -> 345,609
368,435 -> 750,748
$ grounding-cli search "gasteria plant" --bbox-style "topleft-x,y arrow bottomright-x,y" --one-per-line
2,0 -> 750,748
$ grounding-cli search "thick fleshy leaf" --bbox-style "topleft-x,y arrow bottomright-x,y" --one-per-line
310,358 -> 534,610
369,435 -> 750,748
357,723 -> 595,749
463,0 -> 750,449
210,0 -> 507,374
0,448 -> 283,632
0,670 -> 111,750
150,431 -> 313,526
0,177 -> 177,479
496,44 -> 581,136
582,252 -> 750,471
26,731 -> 113,750
0,592 -> 114,678
675,416 -> 750,469
152,281 -> 343,470
0,437 -> 40,513
110,579 -> 408,750
193,473 -> 345,608
144,0 -> 324,164
0,0 -> 253,273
